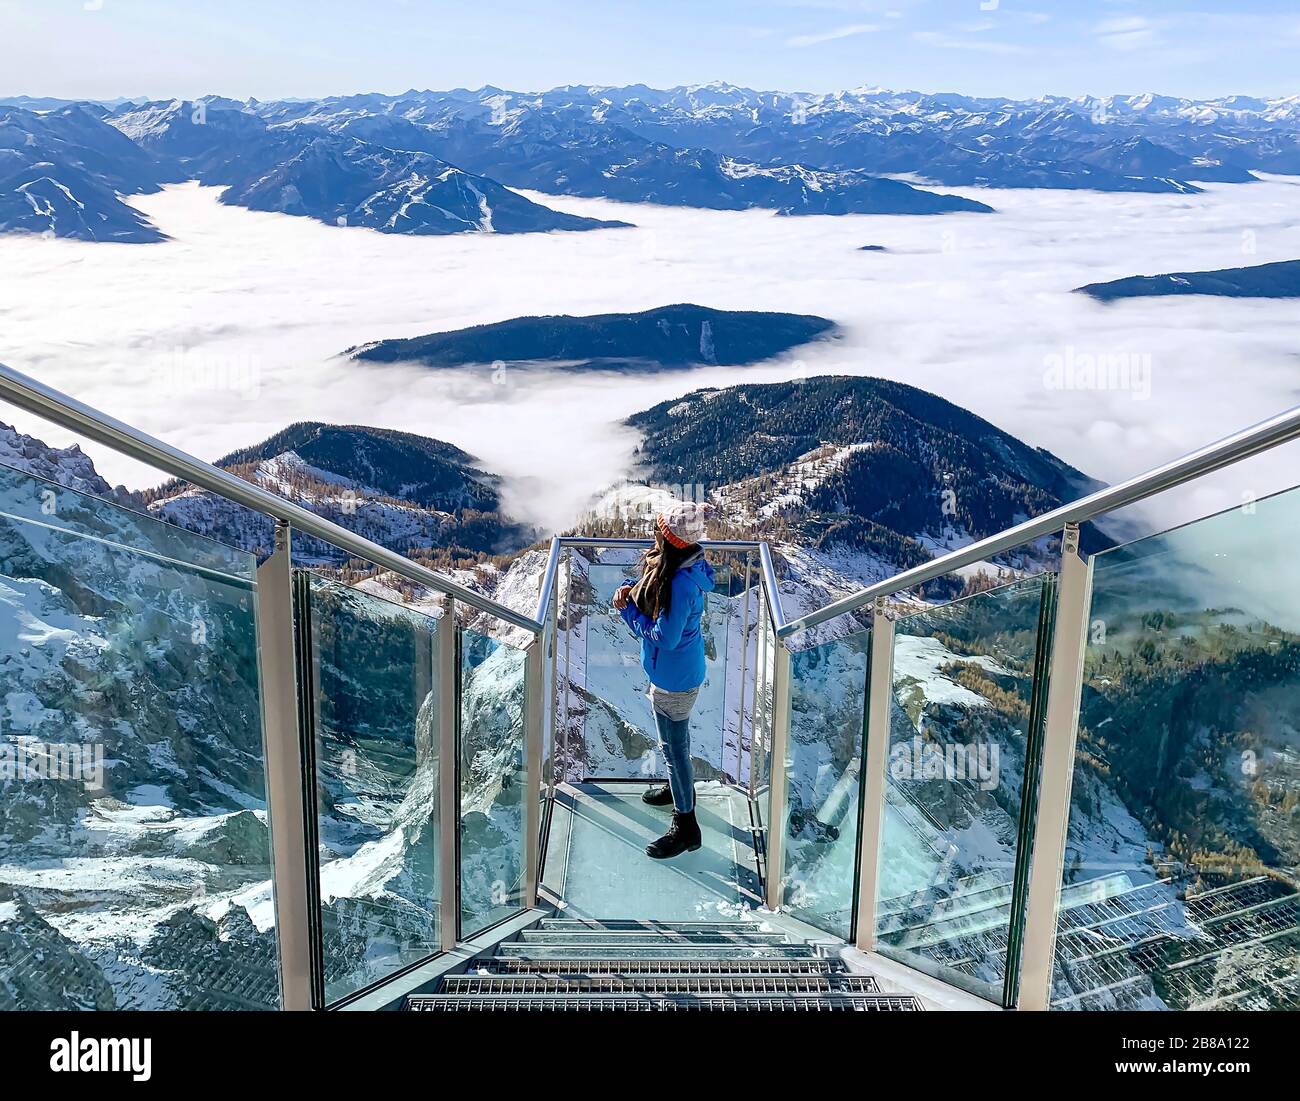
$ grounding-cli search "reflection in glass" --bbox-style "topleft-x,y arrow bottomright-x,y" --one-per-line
459,626 -> 528,934
876,577 -> 1050,1002
1052,490 -> 1300,1011
300,576 -> 439,1004
0,462 -> 277,1009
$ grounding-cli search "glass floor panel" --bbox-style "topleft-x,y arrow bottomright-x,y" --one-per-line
541,783 -> 763,922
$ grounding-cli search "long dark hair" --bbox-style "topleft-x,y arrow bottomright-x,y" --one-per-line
633,530 -> 698,620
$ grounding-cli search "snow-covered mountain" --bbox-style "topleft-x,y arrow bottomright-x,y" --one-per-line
0,105 -> 167,241
240,82 -> 1300,196
7,82 -> 1295,241
109,98 -> 627,236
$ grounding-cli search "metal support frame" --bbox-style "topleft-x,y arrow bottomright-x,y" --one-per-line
545,557 -> 561,799
533,536 -> 562,625
734,550 -> 752,788
256,522 -> 313,1011
758,540 -> 787,634
749,602 -> 766,798
436,598 -> 459,953
854,597 -> 895,952
763,639 -> 793,912
523,639 -> 544,908
560,548 -> 573,784
1017,525 -> 1094,1010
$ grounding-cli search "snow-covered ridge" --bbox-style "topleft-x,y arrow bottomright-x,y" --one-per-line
0,420 -> 133,501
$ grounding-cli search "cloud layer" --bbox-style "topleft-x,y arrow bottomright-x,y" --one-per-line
0,177 -> 1297,542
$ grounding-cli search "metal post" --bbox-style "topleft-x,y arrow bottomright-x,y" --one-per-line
1018,525 -> 1093,1010
751,592 -> 769,798
763,639 -> 793,912
854,597 -> 895,952
734,550 -> 752,788
561,548 -> 573,783
545,559 -> 560,799
436,599 -> 458,952
256,522 -> 313,1011
523,639 -> 544,909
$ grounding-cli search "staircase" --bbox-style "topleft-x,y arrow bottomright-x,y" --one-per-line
405,919 -> 925,1011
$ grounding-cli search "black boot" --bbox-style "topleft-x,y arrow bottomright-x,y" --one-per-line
641,784 -> 673,807
646,811 -> 702,859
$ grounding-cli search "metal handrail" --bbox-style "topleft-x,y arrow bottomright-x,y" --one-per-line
533,536 -> 770,623
778,401 -> 1300,638
758,541 -> 787,633
533,536 -> 562,625
0,363 -> 544,634
559,537 -> 766,551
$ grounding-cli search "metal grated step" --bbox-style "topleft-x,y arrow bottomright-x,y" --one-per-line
441,973 -> 881,996
496,943 -> 819,960
519,929 -> 791,947
481,957 -> 839,976
537,919 -> 770,932
406,993 -> 922,1012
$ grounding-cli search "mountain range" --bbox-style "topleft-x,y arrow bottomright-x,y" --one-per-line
8,81 -> 1295,243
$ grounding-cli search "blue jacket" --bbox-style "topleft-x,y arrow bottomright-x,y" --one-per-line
619,556 -> 716,691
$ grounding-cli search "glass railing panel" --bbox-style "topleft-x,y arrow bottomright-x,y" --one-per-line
876,576 -> 1051,1002
705,559 -> 734,782
750,597 -> 777,797
296,575 -> 439,1004
782,626 -> 870,939
570,547 -> 731,784
458,623 -> 528,935
0,460 -> 277,1010
1051,489 -> 1300,1011
555,545 -> 578,783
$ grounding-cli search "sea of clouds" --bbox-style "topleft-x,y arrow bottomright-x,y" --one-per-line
0,176 -> 1297,543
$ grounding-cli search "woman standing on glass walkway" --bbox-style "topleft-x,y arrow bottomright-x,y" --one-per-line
613,501 -> 716,860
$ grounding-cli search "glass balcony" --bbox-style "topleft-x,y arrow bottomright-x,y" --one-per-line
541,542 -> 768,923
2,360 -> 1298,1014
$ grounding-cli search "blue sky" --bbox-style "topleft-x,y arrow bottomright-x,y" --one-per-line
2,0 -> 1298,101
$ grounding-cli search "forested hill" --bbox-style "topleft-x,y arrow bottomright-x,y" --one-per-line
626,376 -> 1097,550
